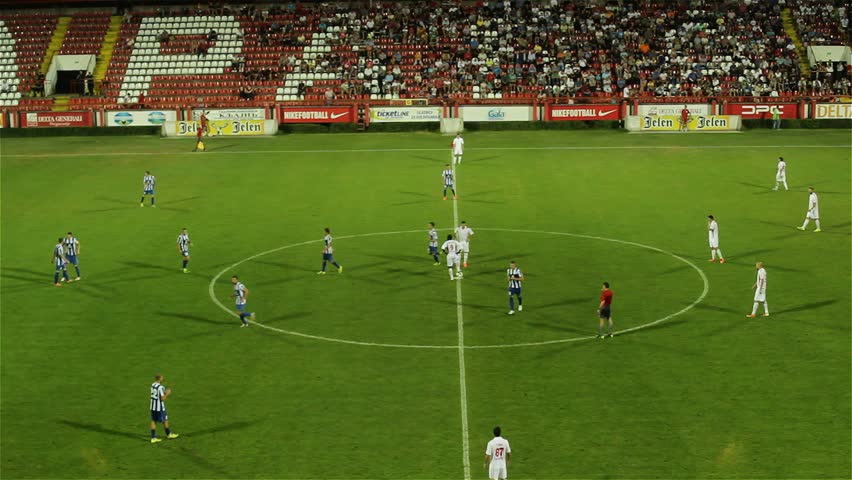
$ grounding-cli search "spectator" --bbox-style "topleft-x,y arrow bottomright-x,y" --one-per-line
207,29 -> 218,42
0,77 -> 11,93
137,92 -> 145,108
157,30 -> 170,43
238,85 -> 255,101
325,88 -> 334,105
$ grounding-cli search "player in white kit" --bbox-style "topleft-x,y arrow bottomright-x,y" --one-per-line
440,234 -> 462,280
773,157 -> 788,191
455,221 -> 475,267
451,133 -> 464,164
747,262 -> 769,317
485,426 -> 511,480
707,215 -> 725,263
797,187 -> 821,232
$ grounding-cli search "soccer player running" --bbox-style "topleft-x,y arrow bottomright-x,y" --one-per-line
679,105 -> 690,132
507,261 -> 523,315
230,275 -> 255,327
427,222 -> 440,265
193,112 -> 208,152
140,171 -> 156,207
149,374 -> 179,443
455,221 -> 475,267
597,282 -> 614,338
773,157 -> 788,191
442,164 -> 457,200
451,133 -> 464,165
707,215 -> 725,263
797,187 -> 821,232
64,232 -> 81,280
484,426 -> 511,480
177,228 -> 192,273
747,262 -> 769,318
440,234 -> 462,280
318,227 -> 343,274
53,238 -> 70,286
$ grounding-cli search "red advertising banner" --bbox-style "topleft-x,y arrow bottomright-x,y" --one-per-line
279,106 -> 353,123
725,103 -> 798,119
20,111 -> 94,128
547,104 -> 621,121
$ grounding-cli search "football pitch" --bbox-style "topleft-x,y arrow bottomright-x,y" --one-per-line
1,129 -> 850,479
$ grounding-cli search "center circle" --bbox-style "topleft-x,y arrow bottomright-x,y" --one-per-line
208,228 -> 708,349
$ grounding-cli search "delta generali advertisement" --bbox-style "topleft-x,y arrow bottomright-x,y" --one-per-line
814,103 -> 852,119
20,111 -> 93,128
547,104 -> 621,121
369,106 -> 443,123
725,103 -> 798,119
279,106 -> 353,123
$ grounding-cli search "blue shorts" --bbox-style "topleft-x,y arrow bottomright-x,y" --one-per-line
55,263 -> 66,271
509,287 -> 522,296
429,246 -> 438,255
151,410 -> 168,423
143,189 -> 154,195
181,250 -> 190,257
322,253 -> 334,261
236,304 -> 246,312
66,255 -> 78,265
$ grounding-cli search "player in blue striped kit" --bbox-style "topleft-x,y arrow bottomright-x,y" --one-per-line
507,261 -> 524,315
140,171 -> 156,207
177,228 -> 191,273
149,374 -> 179,443
428,222 -> 440,265
63,232 -> 81,281
318,228 -> 343,274
53,238 -> 70,286
442,164 -> 456,200
231,275 -> 255,327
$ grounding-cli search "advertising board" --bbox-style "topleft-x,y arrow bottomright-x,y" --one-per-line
279,107 -> 353,123
813,103 -> 852,119
170,119 -> 269,136
20,111 -> 93,128
626,115 -> 741,132
460,106 -> 532,122
637,104 -> 711,117
725,103 -> 798,119
107,110 -> 178,126
191,108 -> 266,120
368,106 -> 443,123
548,105 -> 621,121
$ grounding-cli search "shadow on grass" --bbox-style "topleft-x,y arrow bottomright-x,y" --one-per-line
773,299 -> 838,315
260,311 -> 311,325
119,260 -> 208,279
58,420 -> 140,441
156,311 -> 232,326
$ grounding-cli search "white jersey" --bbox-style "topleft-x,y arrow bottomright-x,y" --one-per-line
452,136 -> 464,154
455,226 -> 474,243
441,239 -> 460,255
807,192 -> 819,218
486,436 -> 511,468
754,267 -> 767,301
708,220 -> 719,247
776,160 -> 786,179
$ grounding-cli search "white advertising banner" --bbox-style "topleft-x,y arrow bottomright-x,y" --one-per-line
460,105 -> 532,122
191,108 -> 266,120
368,106 -> 443,123
814,103 -> 852,119
107,110 -> 177,127
637,104 -> 711,117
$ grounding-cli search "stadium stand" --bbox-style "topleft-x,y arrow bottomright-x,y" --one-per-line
0,13 -> 58,108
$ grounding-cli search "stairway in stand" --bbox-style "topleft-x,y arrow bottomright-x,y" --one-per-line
40,16 -> 70,74
52,95 -> 71,111
93,16 -> 122,93
781,8 -> 811,79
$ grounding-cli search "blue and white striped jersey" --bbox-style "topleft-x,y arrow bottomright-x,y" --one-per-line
507,267 -> 523,289
442,168 -> 454,186
177,232 -> 190,251
150,382 -> 166,411
63,237 -> 79,256
143,174 -> 156,190
323,234 -> 334,254
428,228 -> 438,247
234,282 -> 247,305
54,243 -> 66,266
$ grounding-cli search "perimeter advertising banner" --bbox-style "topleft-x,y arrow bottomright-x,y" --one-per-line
107,110 -> 178,127
460,105 -> 532,122
547,104 -> 621,121
814,103 -> 852,119
20,111 -> 93,128
369,106 -> 443,123
628,115 -> 741,132
279,106 -> 353,123
637,104 -> 711,117
190,108 -> 266,120
725,103 -> 798,119
167,120 -> 272,136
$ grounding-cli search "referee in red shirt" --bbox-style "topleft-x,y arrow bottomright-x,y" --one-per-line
597,282 -> 614,338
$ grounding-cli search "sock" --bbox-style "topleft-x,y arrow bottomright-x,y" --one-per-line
815,220 -> 821,229
332,261 -> 340,268
321,261 -> 327,272
54,272 -> 59,283
151,197 -> 155,205
182,259 -> 188,268
443,187 -> 448,196
773,182 -> 779,189
711,250 -> 716,260
448,267 -> 454,280
165,427 -> 171,435
509,296 -> 515,310
763,301 -> 769,314
451,188 -> 456,196
463,253 -> 468,264
609,319 -> 614,333
802,218 -> 810,228
751,302 -> 759,315
240,313 -> 248,325
783,180 -> 788,190
598,323 -> 604,334
75,266 -> 81,277
63,269 -> 69,280
458,156 -> 462,163
140,196 -> 145,203
151,429 -> 156,438
517,295 -> 522,306
717,249 -> 723,259
432,254 -> 439,262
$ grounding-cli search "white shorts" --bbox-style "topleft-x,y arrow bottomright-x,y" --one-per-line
776,174 -> 786,182
446,253 -> 459,267
489,463 -> 507,480
458,241 -> 469,253
754,290 -> 766,302
806,209 -> 819,220
708,238 -> 719,249
453,148 -> 463,155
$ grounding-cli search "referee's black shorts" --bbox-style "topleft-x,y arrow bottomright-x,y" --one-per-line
599,306 -> 612,319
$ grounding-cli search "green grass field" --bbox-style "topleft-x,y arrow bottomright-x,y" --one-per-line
1,129 -> 850,479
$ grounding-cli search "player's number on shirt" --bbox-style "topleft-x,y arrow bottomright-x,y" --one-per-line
494,447 -> 504,459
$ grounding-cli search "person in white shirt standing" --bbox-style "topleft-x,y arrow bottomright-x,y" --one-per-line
485,426 -> 511,480
773,157 -> 788,191
797,187 -> 821,232
707,215 -> 725,263
747,262 -> 769,318
451,133 -> 464,165
455,221 -> 474,268
440,234 -> 462,280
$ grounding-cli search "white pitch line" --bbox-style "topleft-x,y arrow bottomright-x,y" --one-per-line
452,162 -> 472,480
3,144 -> 850,158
